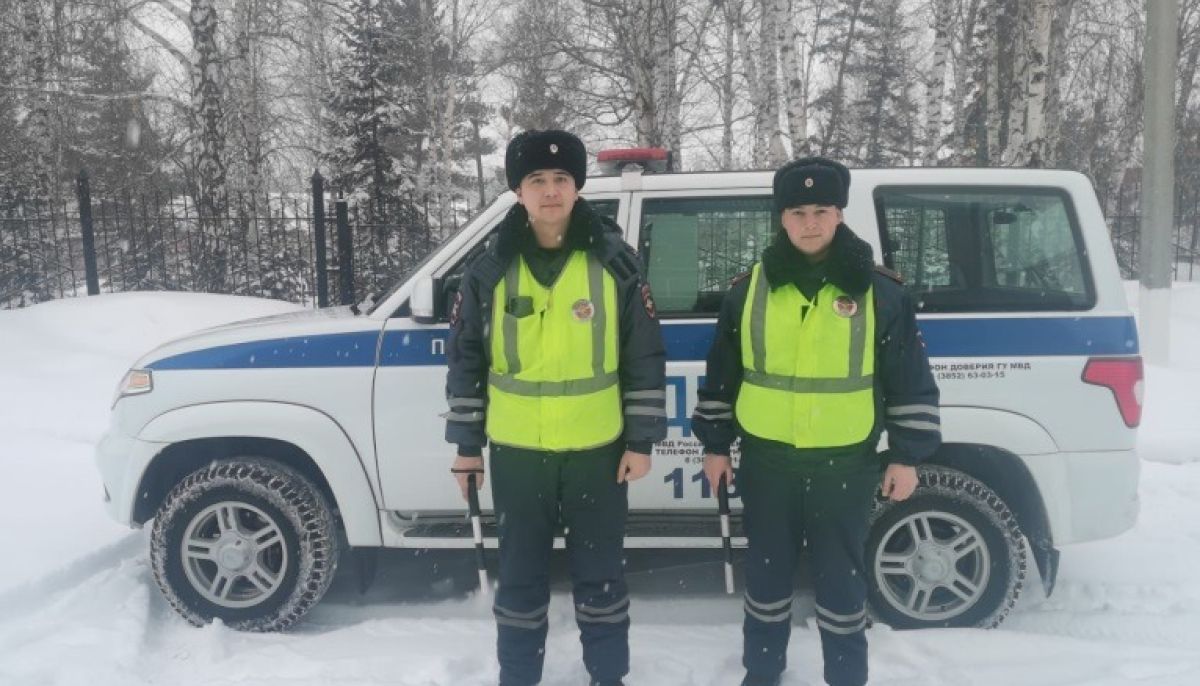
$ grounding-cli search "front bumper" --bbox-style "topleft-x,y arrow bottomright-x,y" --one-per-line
95,427 -> 167,526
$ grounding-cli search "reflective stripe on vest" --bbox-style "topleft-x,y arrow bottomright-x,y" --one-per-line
736,262 -> 876,448
487,251 -> 622,450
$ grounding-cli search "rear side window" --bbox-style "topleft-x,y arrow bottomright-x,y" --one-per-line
875,187 -> 1095,312
639,196 -> 774,317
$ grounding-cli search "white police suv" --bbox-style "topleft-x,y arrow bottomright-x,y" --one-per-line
96,153 -> 1141,631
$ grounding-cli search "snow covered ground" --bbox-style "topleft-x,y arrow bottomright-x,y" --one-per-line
1,287 -> 1198,685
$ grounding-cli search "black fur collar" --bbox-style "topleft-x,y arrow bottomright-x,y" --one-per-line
761,224 -> 874,296
494,198 -> 611,262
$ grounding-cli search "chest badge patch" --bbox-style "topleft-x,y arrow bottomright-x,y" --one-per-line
833,295 -> 858,318
572,298 -> 595,322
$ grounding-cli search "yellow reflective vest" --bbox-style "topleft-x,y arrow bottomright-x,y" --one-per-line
487,250 -> 622,450
736,262 -> 876,448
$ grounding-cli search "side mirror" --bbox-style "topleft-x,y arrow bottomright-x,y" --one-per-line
411,276 -> 437,324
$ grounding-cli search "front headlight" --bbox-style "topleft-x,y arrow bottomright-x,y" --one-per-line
113,369 -> 153,407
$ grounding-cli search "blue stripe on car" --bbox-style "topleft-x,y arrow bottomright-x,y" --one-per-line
146,316 -> 1139,370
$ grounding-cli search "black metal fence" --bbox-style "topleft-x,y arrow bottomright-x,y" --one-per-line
0,171 -> 474,309
4,170 -> 1200,311
1103,175 -> 1200,282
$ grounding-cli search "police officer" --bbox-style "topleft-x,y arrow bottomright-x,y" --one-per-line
444,130 -> 667,686
693,157 -> 940,686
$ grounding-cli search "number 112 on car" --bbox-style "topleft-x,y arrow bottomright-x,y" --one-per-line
663,467 -> 740,500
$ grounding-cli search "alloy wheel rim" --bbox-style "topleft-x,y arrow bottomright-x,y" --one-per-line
873,510 -> 991,622
180,501 -> 288,608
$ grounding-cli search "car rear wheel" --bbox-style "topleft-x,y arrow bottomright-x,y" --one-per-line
865,466 -> 1026,629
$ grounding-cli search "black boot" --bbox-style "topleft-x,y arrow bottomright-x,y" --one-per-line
740,673 -> 782,686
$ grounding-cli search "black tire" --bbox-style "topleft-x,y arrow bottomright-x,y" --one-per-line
150,458 -> 339,631
865,466 -> 1026,629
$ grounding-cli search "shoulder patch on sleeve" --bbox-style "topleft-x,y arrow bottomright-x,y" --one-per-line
874,264 -> 904,284
449,290 -> 464,328
640,282 -> 657,319
730,270 -> 752,287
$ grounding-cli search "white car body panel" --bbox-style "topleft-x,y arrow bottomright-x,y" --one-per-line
96,167 -> 1139,552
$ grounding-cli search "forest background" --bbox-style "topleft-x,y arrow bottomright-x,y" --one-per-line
2,0 -> 1195,306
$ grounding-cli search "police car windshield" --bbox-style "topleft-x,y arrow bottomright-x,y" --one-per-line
364,205 -> 494,316
366,197 -> 620,316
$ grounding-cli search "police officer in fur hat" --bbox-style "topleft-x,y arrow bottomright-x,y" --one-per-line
692,157 -> 941,686
444,129 -> 667,686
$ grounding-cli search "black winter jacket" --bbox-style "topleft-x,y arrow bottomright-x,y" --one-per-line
444,199 -> 668,456
692,225 -> 941,466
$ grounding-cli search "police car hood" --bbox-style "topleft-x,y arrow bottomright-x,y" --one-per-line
191,305 -> 359,336
133,305 -> 373,369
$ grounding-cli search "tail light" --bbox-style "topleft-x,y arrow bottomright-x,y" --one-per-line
1081,357 -> 1144,428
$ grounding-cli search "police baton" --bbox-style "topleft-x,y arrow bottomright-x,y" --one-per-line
717,474 -> 734,595
466,472 -> 489,594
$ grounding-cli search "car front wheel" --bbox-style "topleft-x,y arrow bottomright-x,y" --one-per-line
150,458 -> 339,631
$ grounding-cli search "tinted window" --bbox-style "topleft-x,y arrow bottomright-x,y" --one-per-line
429,198 -> 619,321
639,196 -> 774,317
875,187 -> 1094,312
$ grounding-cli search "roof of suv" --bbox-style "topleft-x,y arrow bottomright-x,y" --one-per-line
581,167 -> 1088,193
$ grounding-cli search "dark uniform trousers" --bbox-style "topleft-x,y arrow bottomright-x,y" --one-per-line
489,440 -> 630,686
739,437 -> 879,686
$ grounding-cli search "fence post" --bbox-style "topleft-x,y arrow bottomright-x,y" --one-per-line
311,171 -> 329,308
76,169 -> 100,296
335,193 -> 354,306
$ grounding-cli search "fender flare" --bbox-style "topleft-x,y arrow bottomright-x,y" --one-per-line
939,406 -> 1058,455
138,401 -> 382,547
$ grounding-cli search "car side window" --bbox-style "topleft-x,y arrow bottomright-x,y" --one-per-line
875,187 -> 1095,312
434,199 -> 619,322
638,196 -> 775,317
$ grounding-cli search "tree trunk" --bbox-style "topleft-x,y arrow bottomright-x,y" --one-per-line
653,0 -> 682,170
821,0 -> 863,157
20,0 -> 54,197
721,2 -> 736,168
190,0 -> 227,222
305,0 -> 335,162
733,0 -> 769,164
189,0 -> 229,293
781,0 -> 811,158
1176,1 -> 1200,130
763,0 -> 787,164
985,0 -> 1005,163
1003,0 -> 1053,166
951,0 -> 984,160
924,0 -> 952,164
229,0 -> 266,244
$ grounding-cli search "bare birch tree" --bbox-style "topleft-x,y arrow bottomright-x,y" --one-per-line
1002,0 -> 1054,166
728,0 -> 770,163
949,0 -> 986,162
816,0 -> 865,158
780,0 -> 820,158
550,0 -> 716,170
924,0 -> 952,163
762,0 -> 787,164
19,0 -> 56,196
190,1 -> 227,214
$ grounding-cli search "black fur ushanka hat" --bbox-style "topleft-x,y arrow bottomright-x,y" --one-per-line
505,130 -> 588,191
772,156 -> 851,212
